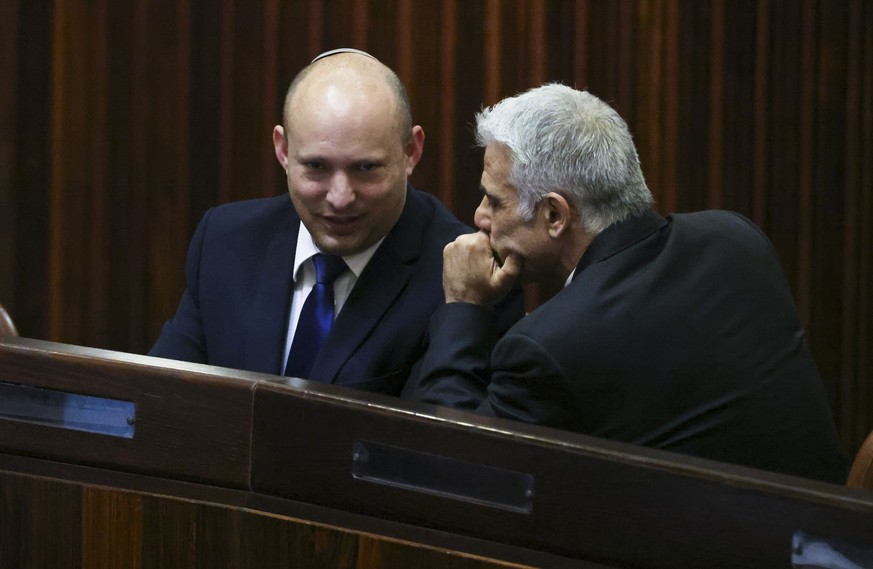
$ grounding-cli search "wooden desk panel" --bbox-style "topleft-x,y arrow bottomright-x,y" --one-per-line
0,337 -> 254,487
252,380 -> 873,569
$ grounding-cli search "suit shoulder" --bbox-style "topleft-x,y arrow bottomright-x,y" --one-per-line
669,209 -> 773,249
406,186 -> 471,242
207,195 -> 294,225
671,210 -> 763,235
195,195 -> 296,245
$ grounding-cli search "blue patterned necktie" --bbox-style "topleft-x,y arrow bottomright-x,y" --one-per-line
284,254 -> 348,378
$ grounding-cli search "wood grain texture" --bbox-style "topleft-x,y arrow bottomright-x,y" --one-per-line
0,469 -> 536,569
1,0 -> 871,455
0,341 -> 871,568
0,1 -> 19,310
251,379 -> 873,569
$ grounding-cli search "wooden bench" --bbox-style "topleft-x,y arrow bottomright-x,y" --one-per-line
1,336 -> 871,568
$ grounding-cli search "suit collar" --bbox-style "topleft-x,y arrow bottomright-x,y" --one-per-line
573,209 -> 667,278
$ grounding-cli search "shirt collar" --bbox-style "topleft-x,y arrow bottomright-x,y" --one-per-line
293,224 -> 384,281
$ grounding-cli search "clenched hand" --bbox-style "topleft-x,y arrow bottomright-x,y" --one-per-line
443,231 -> 522,307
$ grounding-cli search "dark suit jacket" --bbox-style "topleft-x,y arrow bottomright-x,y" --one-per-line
416,210 -> 847,483
150,185 -> 521,395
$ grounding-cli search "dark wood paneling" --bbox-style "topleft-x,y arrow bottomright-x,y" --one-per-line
1,451 -> 591,568
2,0 -> 871,455
11,1 -> 54,342
0,472 -> 83,567
0,1 -> 20,312
1,469 -> 533,569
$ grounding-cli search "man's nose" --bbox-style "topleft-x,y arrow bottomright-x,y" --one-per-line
473,196 -> 490,232
326,173 -> 355,208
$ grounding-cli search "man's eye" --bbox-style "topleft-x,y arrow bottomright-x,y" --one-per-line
304,161 -> 324,170
357,162 -> 379,172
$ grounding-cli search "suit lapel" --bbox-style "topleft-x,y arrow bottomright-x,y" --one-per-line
242,208 -> 300,375
311,248 -> 414,383
309,186 -> 426,384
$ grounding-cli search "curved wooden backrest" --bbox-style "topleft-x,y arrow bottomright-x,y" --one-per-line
0,304 -> 18,337
848,431 -> 873,490
1,337 -> 873,568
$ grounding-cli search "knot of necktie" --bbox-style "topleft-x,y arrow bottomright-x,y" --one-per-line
312,253 -> 348,286
283,253 -> 348,380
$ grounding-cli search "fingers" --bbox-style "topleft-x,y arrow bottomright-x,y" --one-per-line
443,233 -> 521,306
493,252 -> 523,291
443,233 -> 490,278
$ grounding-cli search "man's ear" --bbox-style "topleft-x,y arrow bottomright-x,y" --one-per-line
273,125 -> 288,169
404,125 -> 426,175
542,192 -> 572,238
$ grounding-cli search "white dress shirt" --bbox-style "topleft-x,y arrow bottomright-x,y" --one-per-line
281,223 -> 383,372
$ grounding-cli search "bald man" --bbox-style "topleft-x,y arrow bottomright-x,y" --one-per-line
149,50 -> 523,394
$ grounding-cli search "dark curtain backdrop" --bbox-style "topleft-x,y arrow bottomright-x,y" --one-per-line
1,0 -> 871,456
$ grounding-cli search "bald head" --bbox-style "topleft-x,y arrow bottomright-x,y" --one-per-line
282,53 -> 413,145
272,51 -> 426,256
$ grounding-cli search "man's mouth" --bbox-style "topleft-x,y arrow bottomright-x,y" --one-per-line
323,214 -> 361,225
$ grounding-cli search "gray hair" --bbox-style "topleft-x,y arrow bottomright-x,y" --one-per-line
475,83 -> 653,234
